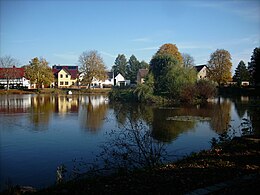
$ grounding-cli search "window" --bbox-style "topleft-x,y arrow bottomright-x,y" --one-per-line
72,82 -> 75,85
65,81 -> 69,85
66,74 -> 68,78
60,74 -> 63,78
60,82 -> 64,85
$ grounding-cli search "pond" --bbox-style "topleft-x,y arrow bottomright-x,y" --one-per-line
0,94 -> 257,190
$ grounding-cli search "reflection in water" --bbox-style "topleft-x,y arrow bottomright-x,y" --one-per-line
152,108 -> 196,142
233,96 -> 249,118
54,96 -> 79,114
111,98 -> 233,142
79,96 -> 108,132
1,94 -> 258,138
0,95 -> 32,113
29,95 -> 55,127
208,98 -> 232,133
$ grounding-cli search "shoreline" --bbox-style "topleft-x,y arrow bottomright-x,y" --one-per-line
0,88 -> 112,95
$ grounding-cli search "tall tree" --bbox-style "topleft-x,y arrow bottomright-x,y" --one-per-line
112,54 -> 127,78
182,53 -> 195,68
25,57 -> 54,90
0,56 -> 19,90
126,54 -> 140,83
207,49 -> 232,86
248,47 -> 260,86
79,50 -> 107,88
233,60 -> 250,85
150,54 -> 179,93
155,43 -> 183,65
150,43 -> 183,93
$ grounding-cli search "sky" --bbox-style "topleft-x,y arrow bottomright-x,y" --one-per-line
0,0 -> 259,74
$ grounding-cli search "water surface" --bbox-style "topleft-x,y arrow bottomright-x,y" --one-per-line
0,94 -> 253,189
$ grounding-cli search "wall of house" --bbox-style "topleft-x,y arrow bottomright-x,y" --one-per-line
197,66 -> 207,80
0,77 -> 30,88
115,74 -> 125,86
57,69 -> 77,88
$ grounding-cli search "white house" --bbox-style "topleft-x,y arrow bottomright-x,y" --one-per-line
114,73 -> 130,87
0,67 -> 31,89
79,72 -> 130,88
194,65 -> 208,80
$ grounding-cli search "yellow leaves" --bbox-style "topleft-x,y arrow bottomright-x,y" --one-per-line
156,43 -> 183,64
208,49 -> 232,85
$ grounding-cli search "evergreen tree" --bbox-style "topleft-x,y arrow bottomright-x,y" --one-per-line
126,55 -> 140,83
233,60 -> 250,85
112,54 -> 127,78
248,47 -> 260,86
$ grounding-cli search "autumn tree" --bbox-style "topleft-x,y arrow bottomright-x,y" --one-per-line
155,43 -> 183,65
207,49 -> 232,86
233,60 -> 250,85
182,53 -> 195,68
0,56 -> 19,90
248,47 -> 260,86
25,57 -> 54,90
79,50 -> 107,89
112,54 -> 127,78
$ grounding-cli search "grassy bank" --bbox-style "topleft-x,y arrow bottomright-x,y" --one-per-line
4,134 -> 259,194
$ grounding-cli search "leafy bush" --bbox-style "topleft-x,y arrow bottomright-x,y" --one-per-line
196,80 -> 217,101
180,84 -> 197,103
180,80 -> 217,104
165,66 -> 197,99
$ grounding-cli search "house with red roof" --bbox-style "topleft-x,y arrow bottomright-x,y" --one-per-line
52,65 -> 79,88
0,66 -> 30,89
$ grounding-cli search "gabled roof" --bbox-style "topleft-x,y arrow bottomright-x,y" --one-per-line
0,67 -> 26,79
138,69 -> 149,78
52,65 -> 78,79
194,65 -> 207,72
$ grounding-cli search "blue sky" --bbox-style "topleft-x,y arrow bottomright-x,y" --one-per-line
1,0 -> 259,73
